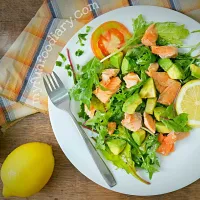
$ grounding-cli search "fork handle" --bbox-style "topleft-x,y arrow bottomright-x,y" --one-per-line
68,112 -> 117,187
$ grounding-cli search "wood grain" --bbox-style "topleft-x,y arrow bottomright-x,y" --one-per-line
0,0 -> 200,199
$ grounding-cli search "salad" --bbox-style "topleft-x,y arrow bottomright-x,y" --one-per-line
58,15 -> 200,184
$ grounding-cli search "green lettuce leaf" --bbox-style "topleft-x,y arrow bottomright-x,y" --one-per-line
156,22 -> 189,45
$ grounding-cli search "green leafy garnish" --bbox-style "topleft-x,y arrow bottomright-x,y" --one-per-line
86,26 -> 92,33
191,30 -> 200,33
65,64 -> 71,70
156,22 -> 189,45
75,49 -> 84,56
77,64 -> 81,70
56,61 -> 62,67
68,71 -> 72,77
59,52 -> 67,62
76,33 -> 88,46
70,57 -> 103,107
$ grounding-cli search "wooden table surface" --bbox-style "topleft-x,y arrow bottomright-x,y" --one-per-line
0,1 -> 200,199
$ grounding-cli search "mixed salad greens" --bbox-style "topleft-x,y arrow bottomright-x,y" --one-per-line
58,15 -> 200,184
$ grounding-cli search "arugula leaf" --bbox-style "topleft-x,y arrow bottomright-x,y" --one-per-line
162,113 -> 191,132
132,134 -> 160,179
75,49 -> 84,56
156,22 -> 189,45
101,144 -> 149,184
70,57 -> 103,107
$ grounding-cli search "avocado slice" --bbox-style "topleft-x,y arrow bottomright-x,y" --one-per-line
132,129 -> 146,145
110,52 -> 123,69
158,58 -> 173,71
122,93 -> 142,114
145,98 -> 157,115
91,96 -> 105,112
154,107 -> 166,121
167,64 -> 184,79
156,122 -> 172,133
190,64 -> 200,78
139,78 -> 157,98
121,57 -> 131,74
107,139 -> 127,155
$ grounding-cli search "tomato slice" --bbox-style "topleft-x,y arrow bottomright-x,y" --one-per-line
91,21 -> 132,59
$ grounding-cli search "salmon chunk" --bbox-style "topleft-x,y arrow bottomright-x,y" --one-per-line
143,112 -> 156,134
151,46 -> 178,58
102,69 -> 120,84
121,112 -> 142,132
141,24 -> 158,46
146,63 -> 159,77
151,72 -> 171,93
84,104 -> 96,118
123,72 -> 141,88
158,80 -> 181,105
108,122 -> 117,135
171,131 -> 190,141
93,77 -> 121,103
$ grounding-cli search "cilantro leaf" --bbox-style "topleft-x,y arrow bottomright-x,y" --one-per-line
76,33 -> 88,46
156,22 -> 189,45
56,61 -> 62,67
75,49 -> 84,56
86,26 -> 92,33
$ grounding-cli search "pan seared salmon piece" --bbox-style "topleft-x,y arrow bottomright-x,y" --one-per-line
144,112 -> 156,134
108,122 -> 117,135
141,24 -> 158,46
84,104 -> 96,118
123,72 -> 141,88
102,69 -> 120,84
146,63 -> 159,77
151,46 -> 178,58
121,112 -> 142,132
151,72 -> 171,93
93,77 -> 121,103
158,80 -> 181,105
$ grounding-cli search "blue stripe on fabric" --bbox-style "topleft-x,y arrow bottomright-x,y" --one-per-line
128,0 -> 133,6
48,0 -> 56,18
0,97 -> 10,122
51,0 -> 62,18
88,0 -> 98,18
17,18 -> 54,101
169,0 -> 176,10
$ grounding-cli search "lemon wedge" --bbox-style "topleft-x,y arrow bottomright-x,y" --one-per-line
176,80 -> 200,127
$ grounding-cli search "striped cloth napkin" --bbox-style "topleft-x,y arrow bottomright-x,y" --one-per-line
0,0 -> 199,131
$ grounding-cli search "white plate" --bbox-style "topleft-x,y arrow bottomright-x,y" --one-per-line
49,6 -> 200,196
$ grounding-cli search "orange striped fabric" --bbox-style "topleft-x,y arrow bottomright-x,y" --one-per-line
0,0 -> 199,131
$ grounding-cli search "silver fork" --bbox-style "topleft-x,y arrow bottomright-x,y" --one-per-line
43,71 -> 116,187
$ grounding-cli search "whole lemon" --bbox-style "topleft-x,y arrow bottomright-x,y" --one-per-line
0,142 -> 55,197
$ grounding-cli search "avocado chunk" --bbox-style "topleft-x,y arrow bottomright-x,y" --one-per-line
154,107 -> 166,121
145,98 -> 157,115
167,64 -> 184,79
139,78 -> 157,98
110,52 -> 123,69
132,129 -> 146,145
158,58 -> 173,71
156,122 -> 172,133
91,96 -> 106,112
122,93 -> 142,114
107,139 -> 127,155
121,57 -> 131,74
190,64 -> 200,78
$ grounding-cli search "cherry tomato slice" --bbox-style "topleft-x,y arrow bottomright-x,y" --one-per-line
91,21 -> 132,59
